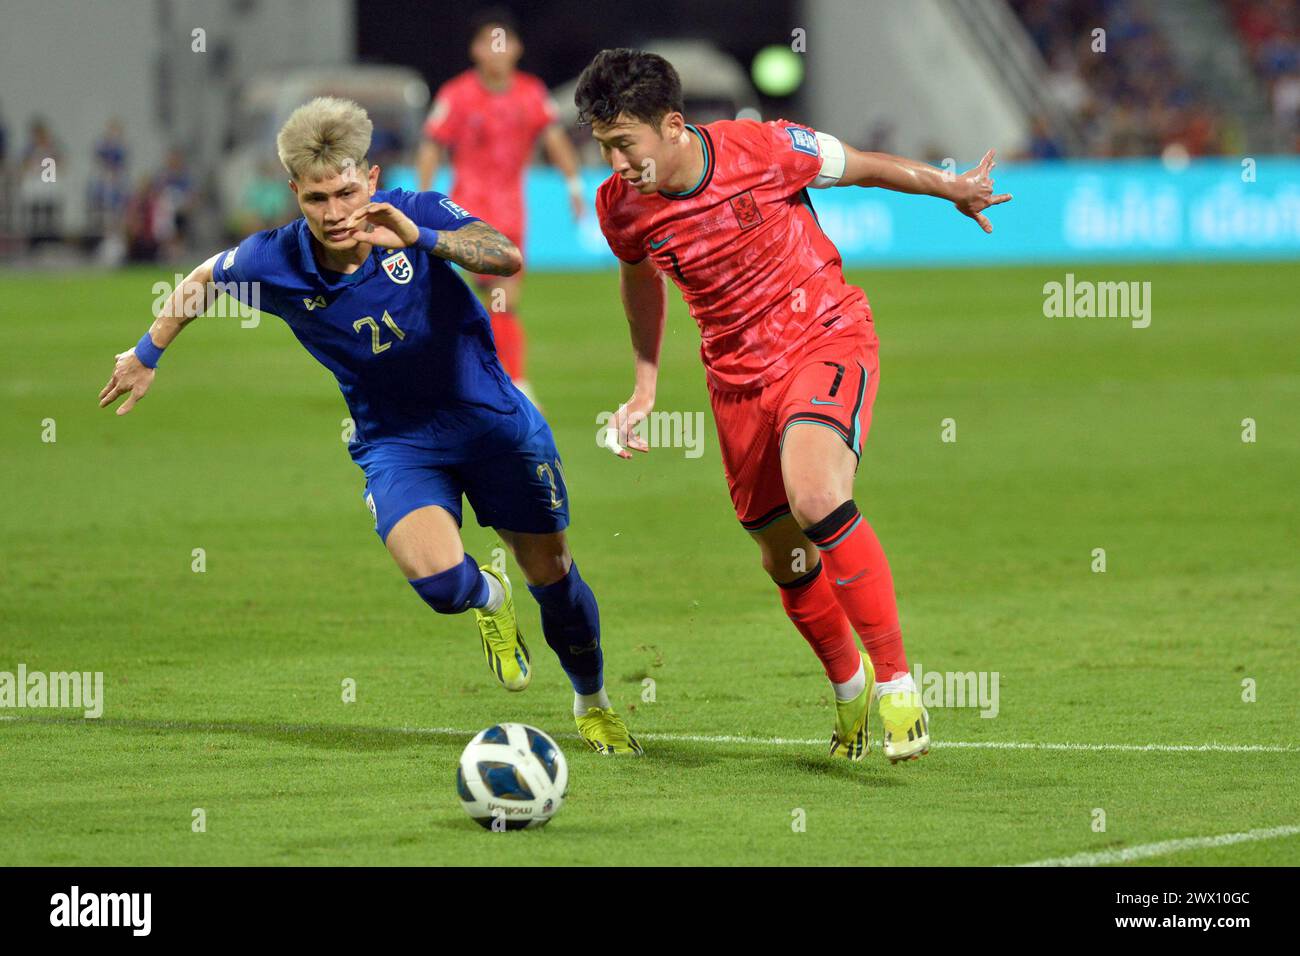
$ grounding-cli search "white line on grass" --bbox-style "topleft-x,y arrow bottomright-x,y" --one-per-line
637,735 -> 1299,753
1017,825 -> 1300,867
3,717 -> 1295,754
401,727 -> 1297,754
919,740 -> 1296,754
6,714 -> 1290,866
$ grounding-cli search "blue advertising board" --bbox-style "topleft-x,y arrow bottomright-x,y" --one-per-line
391,157 -> 1300,270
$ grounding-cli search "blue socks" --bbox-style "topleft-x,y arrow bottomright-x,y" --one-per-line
409,554 -> 488,614
409,555 -> 605,698
527,561 -> 604,695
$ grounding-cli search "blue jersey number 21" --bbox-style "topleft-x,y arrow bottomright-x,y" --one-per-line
353,310 -> 406,354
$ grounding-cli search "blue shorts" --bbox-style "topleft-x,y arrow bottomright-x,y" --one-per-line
352,420 -> 571,542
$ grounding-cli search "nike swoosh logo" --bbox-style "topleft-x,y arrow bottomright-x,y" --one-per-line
648,234 -> 674,250
809,397 -> 842,407
836,569 -> 868,586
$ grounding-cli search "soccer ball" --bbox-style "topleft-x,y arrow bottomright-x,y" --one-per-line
456,723 -> 568,830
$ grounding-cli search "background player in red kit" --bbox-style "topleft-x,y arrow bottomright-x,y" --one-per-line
578,49 -> 1011,763
417,8 -> 586,404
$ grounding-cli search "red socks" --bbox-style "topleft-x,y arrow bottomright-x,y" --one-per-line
490,311 -> 525,381
777,562 -> 860,684
802,501 -> 910,682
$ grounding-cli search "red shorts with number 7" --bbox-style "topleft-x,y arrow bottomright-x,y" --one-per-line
708,317 -> 880,532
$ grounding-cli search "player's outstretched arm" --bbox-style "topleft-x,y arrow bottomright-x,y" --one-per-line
838,145 -> 1012,234
98,252 -> 222,416
344,202 -> 522,276
606,257 -> 666,459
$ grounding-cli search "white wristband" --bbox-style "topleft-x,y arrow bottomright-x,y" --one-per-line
811,131 -> 846,188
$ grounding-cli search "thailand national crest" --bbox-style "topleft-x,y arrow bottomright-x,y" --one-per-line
381,250 -> 413,284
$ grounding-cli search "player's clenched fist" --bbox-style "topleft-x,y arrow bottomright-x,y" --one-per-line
343,202 -> 419,249
98,349 -> 155,416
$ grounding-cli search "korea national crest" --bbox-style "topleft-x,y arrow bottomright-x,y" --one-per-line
730,190 -> 763,230
381,250 -> 413,284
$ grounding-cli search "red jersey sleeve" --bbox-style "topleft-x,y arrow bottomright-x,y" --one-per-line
755,118 -> 826,194
595,179 -> 646,264
423,84 -> 462,146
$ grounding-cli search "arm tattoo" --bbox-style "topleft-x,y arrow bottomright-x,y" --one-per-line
431,221 -> 519,275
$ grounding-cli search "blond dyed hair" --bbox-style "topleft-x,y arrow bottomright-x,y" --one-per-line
276,96 -> 373,181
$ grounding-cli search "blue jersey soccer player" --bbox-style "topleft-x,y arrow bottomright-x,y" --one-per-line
97,97 -> 641,755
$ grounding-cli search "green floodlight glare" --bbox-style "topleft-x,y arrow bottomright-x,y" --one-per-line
752,45 -> 804,97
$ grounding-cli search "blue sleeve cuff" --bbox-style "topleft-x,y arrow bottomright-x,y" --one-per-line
415,226 -> 440,253
134,331 -> 165,368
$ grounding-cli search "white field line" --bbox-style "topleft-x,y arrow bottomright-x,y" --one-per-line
406,727 -> 1297,753
7,714 -> 1291,866
1017,825 -> 1300,867
3,716 -> 1296,754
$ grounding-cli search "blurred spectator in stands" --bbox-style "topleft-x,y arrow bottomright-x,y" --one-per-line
88,119 -> 129,263
157,148 -> 197,257
1044,42 -> 1090,115
1024,114 -> 1065,159
124,174 -> 166,263
88,119 -> 128,232
1172,104 -> 1223,157
1231,0 -> 1286,54
20,117 -> 64,248
1240,0 -> 1299,78
1274,66 -> 1300,141
1229,0 -> 1299,148
1009,0 -> 1230,157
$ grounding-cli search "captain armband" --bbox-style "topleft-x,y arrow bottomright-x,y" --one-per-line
810,131 -> 846,188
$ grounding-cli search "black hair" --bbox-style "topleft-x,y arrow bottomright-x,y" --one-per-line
574,48 -> 684,128
469,6 -> 520,43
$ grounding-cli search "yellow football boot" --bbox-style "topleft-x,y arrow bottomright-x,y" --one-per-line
829,652 -> 874,760
877,684 -> 930,763
473,565 -> 531,692
575,706 -> 644,756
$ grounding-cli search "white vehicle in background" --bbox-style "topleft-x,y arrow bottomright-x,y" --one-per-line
217,66 -> 429,237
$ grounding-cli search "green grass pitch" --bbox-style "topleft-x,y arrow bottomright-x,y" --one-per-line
2,260 -> 1297,866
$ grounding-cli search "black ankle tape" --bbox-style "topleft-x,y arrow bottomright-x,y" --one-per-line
776,561 -> 823,590
801,500 -> 859,545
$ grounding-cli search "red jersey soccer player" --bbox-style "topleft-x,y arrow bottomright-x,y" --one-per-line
418,9 -> 585,403
579,49 -> 1011,763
